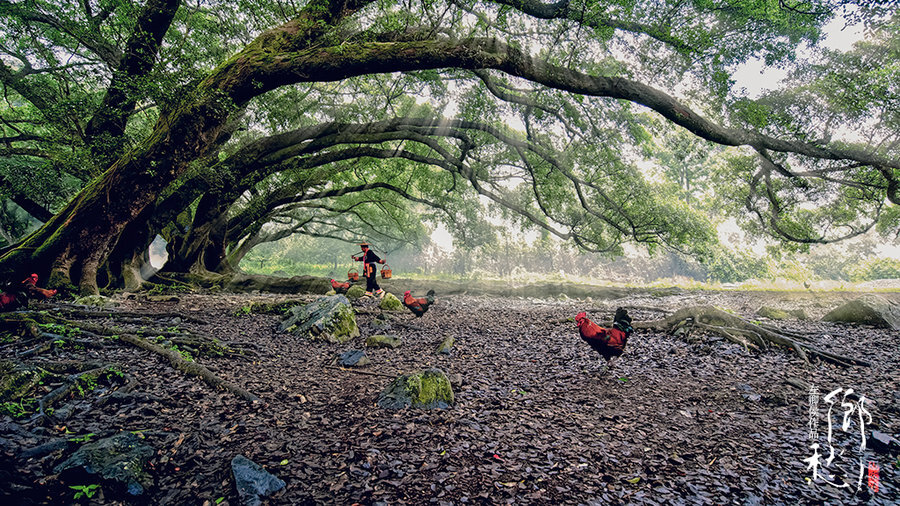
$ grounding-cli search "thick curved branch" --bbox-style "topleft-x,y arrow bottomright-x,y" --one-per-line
225,37 -> 898,174
84,0 -> 182,167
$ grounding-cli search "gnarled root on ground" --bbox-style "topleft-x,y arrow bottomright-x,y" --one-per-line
637,305 -> 869,368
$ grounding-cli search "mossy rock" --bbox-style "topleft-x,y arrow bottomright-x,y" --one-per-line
346,285 -> 366,300
73,295 -> 119,308
757,306 -> 791,320
279,295 -> 359,343
366,334 -> 401,349
0,361 -> 43,403
379,292 -> 403,311
377,368 -> 455,410
54,431 -> 154,496
822,295 -> 900,329
435,335 -> 454,355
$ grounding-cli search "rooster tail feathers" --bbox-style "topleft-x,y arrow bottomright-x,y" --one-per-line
426,289 -> 435,296
425,289 -> 435,305
614,307 -> 632,324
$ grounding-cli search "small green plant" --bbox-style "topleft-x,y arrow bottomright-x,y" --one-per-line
69,433 -> 95,443
74,375 -> 99,397
70,483 -> 100,499
0,400 -> 27,418
171,344 -> 194,362
215,497 -> 225,504
39,322 -> 81,337
233,305 -> 252,317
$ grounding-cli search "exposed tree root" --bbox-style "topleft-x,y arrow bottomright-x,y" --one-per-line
50,305 -> 209,324
638,305 -> 869,368
118,333 -> 259,403
36,366 -> 117,422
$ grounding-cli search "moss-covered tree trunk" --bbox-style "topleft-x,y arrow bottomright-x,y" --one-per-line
0,0 -> 371,293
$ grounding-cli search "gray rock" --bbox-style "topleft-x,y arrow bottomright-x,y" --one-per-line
338,349 -> 371,367
822,295 -> 900,329
279,295 -> 359,343
231,455 -> 285,506
377,368 -> 454,410
869,430 -> 899,455
54,432 -> 153,495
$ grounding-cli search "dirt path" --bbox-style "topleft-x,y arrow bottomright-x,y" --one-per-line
1,289 -> 897,505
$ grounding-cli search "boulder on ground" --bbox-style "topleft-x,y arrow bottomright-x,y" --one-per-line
377,368 -> 454,410
279,295 -> 359,343
54,431 -> 153,496
366,334 -> 402,348
822,295 -> 900,330
231,454 -> 285,506
379,292 -> 403,311
337,349 -> 371,367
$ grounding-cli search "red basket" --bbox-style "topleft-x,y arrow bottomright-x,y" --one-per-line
348,268 -> 359,281
381,264 -> 392,279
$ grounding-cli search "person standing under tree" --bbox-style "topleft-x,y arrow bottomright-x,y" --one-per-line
352,242 -> 386,297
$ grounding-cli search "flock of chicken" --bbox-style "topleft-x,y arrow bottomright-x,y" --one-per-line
331,277 -> 634,373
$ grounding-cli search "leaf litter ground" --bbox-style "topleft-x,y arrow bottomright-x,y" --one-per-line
1,289 -> 898,505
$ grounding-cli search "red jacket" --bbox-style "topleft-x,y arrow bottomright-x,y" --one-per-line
576,312 -> 628,360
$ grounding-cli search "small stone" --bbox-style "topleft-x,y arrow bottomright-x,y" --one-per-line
338,350 -> 371,367
231,455 -> 285,506
870,430 -> 899,454
366,335 -> 402,349
435,335 -> 454,355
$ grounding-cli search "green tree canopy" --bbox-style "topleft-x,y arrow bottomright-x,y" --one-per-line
0,0 -> 896,292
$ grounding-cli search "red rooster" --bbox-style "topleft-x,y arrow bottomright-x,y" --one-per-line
0,274 -> 57,312
403,289 -> 435,317
330,278 -> 351,294
576,308 -> 633,373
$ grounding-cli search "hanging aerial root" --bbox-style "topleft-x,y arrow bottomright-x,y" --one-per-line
637,305 -> 868,368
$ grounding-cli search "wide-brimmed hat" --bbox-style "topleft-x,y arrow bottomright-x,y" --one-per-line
359,242 -> 369,247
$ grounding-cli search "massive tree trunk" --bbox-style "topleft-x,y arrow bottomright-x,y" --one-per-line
0,0 -> 369,293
